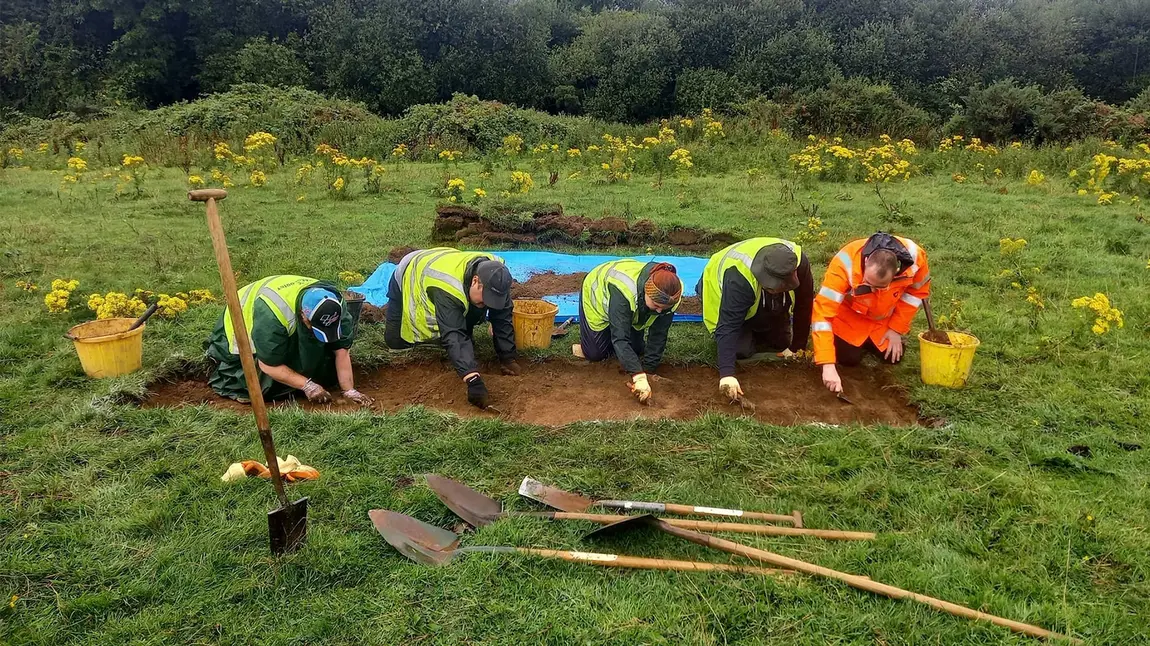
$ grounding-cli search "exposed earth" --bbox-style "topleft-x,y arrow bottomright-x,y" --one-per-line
144,360 -> 920,427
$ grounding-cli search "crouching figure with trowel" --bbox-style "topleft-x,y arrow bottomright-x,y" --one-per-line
384,248 -> 519,409
813,232 -> 931,394
572,260 -> 682,404
699,238 -> 815,404
205,275 -> 373,407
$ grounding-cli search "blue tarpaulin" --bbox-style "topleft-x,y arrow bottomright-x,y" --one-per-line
350,250 -> 709,322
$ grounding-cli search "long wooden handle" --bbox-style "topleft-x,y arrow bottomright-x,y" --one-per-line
515,548 -> 792,577
193,190 -> 290,509
653,520 -> 1079,643
538,512 -> 872,540
923,297 -> 938,331
597,500 -> 803,526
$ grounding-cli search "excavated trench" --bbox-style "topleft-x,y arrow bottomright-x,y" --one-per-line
144,360 -> 921,427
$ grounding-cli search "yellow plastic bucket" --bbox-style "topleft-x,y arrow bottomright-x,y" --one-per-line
66,318 -> 145,378
512,299 -> 559,350
918,331 -> 979,388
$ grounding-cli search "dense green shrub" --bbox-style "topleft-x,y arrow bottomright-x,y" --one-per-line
790,78 -> 932,139
674,69 -> 756,115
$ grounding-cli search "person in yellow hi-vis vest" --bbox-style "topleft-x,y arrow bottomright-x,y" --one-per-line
205,275 -> 373,406
699,238 -> 815,401
572,260 -> 682,404
384,248 -> 519,409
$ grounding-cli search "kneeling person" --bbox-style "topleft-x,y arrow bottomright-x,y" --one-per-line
205,275 -> 372,406
700,238 -> 814,401
813,232 -> 931,393
574,260 -> 682,403
384,248 -> 519,409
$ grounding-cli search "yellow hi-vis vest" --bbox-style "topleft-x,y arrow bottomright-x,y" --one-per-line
397,248 -> 503,343
580,259 -> 680,333
224,275 -> 317,354
702,238 -> 802,333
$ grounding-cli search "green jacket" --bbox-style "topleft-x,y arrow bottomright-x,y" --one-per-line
205,279 -> 354,400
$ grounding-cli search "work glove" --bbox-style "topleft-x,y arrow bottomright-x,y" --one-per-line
629,373 -> 652,404
466,375 -> 490,409
342,388 -> 374,407
719,376 -> 743,400
500,359 -> 522,376
776,349 -> 796,360
302,379 -> 332,403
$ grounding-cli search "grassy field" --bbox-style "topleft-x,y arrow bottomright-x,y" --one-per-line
2,162 -> 1149,644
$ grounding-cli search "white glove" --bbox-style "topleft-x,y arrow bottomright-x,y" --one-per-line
302,379 -> 332,403
343,388 -> 374,407
719,376 -> 743,400
630,373 -> 652,403
777,349 -> 796,359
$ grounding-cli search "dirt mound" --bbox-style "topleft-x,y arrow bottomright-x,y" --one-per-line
511,271 -> 587,299
144,361 -> 920,427
678,296 -> 702,315
360,303 -> 388,324
432,204 -> 738,251
387,246 -> 419,264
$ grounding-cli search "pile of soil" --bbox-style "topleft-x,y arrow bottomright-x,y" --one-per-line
144,361 -> 920,427
677,296 -> 702,315
511,271 -> 587,299
432,204 -> 739,251
360,303 -> 388,324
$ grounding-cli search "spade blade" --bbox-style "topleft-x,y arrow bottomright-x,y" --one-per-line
584,514 -> 660,540
368,509 -> 460,566
425,474 -> 504,527
518,477 -> 595,512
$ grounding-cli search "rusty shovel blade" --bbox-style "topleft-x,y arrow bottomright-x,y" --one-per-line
368,509 -> 461,566
519,476 -> 595,513
425,474 -> 504,527
836,392 -> 855,406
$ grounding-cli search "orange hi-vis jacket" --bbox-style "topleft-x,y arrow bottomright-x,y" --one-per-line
811,236 -> 931,365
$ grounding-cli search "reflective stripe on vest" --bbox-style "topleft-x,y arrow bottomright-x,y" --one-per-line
581,259 -> 677,332
701,238 -> 802,333
397,248 -> 502,343
224,275 -> 315,355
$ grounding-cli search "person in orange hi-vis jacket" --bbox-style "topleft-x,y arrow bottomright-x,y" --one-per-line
812,232 -> 931,393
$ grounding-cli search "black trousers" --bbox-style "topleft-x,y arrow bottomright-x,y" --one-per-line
577,298 -> 645,362
834,335 -> 900,366
384,276 -> 413,349
735,307 -> 792,358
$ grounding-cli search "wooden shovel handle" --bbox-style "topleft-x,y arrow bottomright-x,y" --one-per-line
541,512 -> 873,540
516,548 -> 792,578
192,190 -> 289,509
653,520 -> 1079,643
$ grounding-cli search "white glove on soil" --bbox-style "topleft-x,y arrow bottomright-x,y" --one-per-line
302,379 -> 332,403
343,389 -> 374,407
630,373 -> 652,403
719,376 -> 743,400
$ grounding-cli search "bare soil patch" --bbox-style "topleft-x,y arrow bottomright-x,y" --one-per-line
144,361 -> 920,427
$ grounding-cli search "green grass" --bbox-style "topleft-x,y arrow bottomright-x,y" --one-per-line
1,163 -> 1149,644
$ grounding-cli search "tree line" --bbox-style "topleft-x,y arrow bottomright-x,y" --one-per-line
2,0 -> 1148,126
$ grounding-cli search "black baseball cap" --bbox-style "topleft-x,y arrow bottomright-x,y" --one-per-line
751,243 -> 800,292
301,287 -> 343,343
475,260 -> 512,310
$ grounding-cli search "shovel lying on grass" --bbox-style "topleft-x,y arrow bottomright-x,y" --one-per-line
520,476 -> 804,527
368,509 -> 791,577
587,514 -> 1078,644
426,475 -> 868,539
